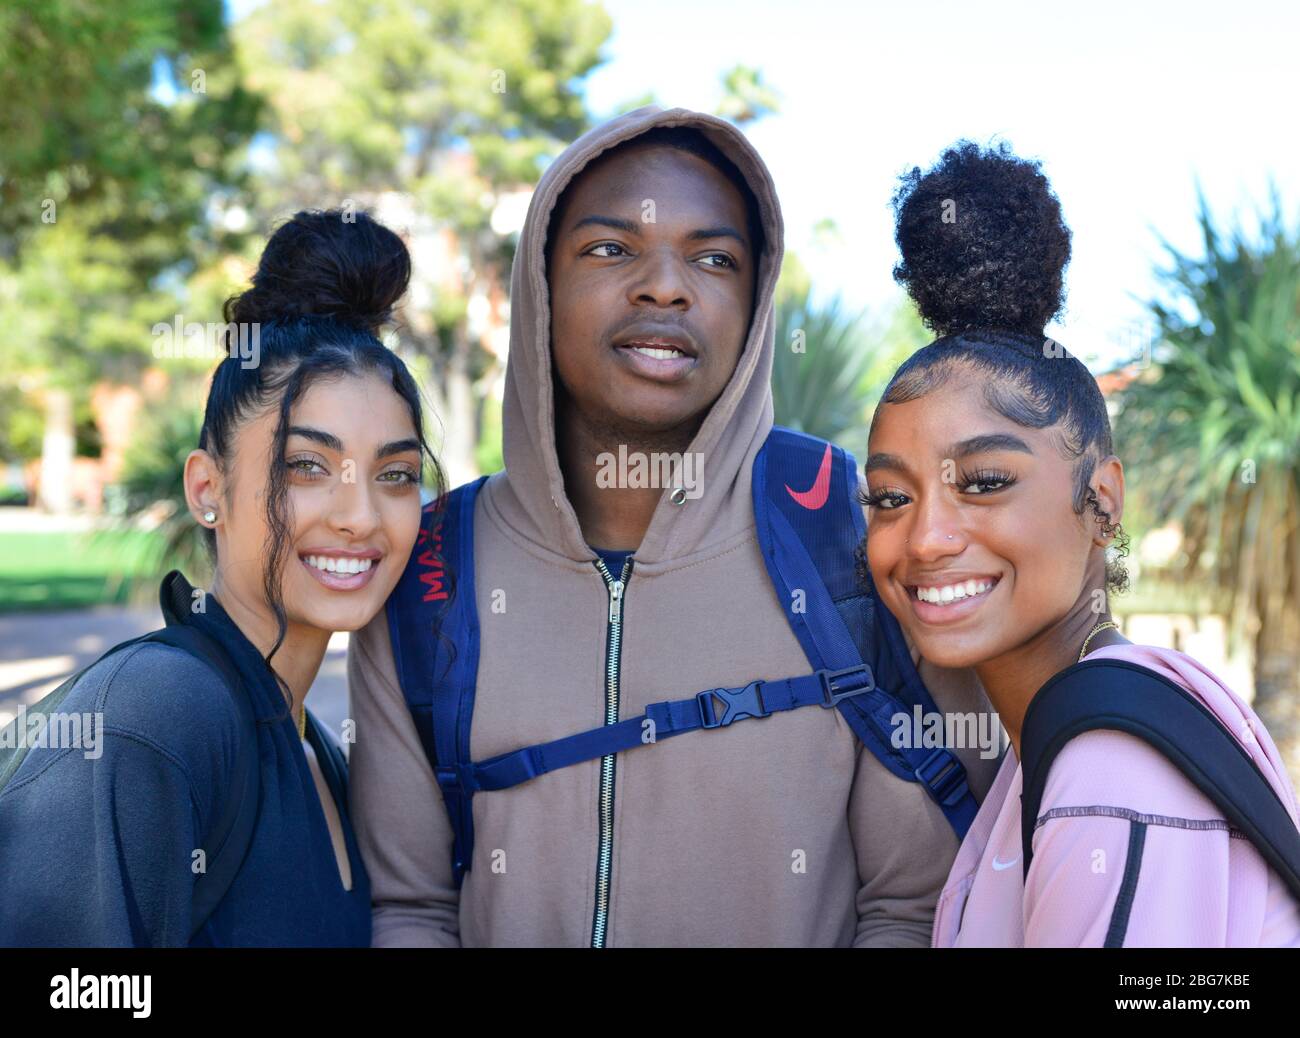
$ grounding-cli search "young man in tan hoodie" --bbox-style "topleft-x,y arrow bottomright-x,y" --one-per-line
347,105 -> 1002,947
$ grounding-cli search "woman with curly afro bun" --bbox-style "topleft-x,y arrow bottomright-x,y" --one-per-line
860,141 -> 1300,947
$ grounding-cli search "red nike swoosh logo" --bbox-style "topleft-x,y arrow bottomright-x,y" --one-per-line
785,443 -> 833,510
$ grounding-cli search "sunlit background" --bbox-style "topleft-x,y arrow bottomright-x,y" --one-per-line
2,0 -> 1298,776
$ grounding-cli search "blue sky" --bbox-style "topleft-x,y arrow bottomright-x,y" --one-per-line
226,0 -> 1300,372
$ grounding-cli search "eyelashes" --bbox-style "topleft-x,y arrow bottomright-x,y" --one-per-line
584,241 -> 738,269
860,468 -> 1018,510
959,467 -> 1017,494
287,457 -> 328,480
285,456 -> 420,486
860,486 -> 905,510
378,468 -> 421,485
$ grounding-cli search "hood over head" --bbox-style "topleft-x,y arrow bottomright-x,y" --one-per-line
495,105 -> 785,566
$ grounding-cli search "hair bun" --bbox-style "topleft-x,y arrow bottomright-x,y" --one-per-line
225,208 -> 411,334
891,141 -> 1070,338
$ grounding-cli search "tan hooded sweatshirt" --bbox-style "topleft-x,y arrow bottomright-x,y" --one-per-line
347,105 -> 1002,947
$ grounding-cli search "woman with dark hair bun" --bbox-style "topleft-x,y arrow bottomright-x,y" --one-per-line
861,142 -> 1300,946
0,209 -> 444,946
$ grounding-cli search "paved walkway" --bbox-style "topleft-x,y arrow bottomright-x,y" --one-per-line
0,606 -> 352,739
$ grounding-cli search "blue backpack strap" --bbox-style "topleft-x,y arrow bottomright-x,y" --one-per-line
436,667 -> 873,791
1020,658 -> 1300,904
753,425 -> 979,838
386,439 -> 977,883
386,477 -> 486,887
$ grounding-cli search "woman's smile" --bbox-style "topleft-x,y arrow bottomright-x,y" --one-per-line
298,549 -> 384,591
903,574 -> 1002,626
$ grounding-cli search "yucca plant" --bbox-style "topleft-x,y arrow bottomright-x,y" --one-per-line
99,401 -> 213,596
1115,194 -> 1300,776
772,281 -> 920,460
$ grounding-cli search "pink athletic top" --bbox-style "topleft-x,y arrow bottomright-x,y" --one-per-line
932,642 -> 1300,947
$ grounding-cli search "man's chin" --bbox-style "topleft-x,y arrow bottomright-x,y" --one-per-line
583,390 -> 713,443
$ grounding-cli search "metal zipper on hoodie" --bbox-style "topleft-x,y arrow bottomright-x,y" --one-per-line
590,555 -> 632,948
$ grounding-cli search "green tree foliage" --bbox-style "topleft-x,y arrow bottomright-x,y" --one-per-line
772,253 -> 924,458
0,0 -> 259,256
0,0 -> 260,500
232,0 -> 612,481
715,65 -> 781,126
1115,195 -> 1300,772
108,401 -> 211,585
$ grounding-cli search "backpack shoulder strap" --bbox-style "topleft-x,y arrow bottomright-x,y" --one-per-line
384,447 -> 982,881
0,677 -> 87,792
1019,657 -> 1300,902
142,624 -> 261,940
0,621 -> 261,940
386,478 -> 486,887
753,425 -> 980,838
0,623 -> 194,792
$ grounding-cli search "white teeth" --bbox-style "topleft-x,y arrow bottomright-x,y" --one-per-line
630,345 -> 683,359
305,555 -> 373,575
916,579 -> 995,605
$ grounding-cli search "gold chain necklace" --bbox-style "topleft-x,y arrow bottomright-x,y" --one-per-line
1079,620 -> 1120,661
297,704 -> 308,741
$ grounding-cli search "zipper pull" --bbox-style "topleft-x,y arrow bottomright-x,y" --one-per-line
608,580 -> 624,625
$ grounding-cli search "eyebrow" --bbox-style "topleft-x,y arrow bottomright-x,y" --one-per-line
568,214 -> 747,249
376,437 -> 422,460
288,426 -> 422,460
288,426 -> 343,453
864,433 -> 1034,475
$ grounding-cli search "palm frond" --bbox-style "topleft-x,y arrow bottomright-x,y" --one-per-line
1115,194 -> 1300,662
